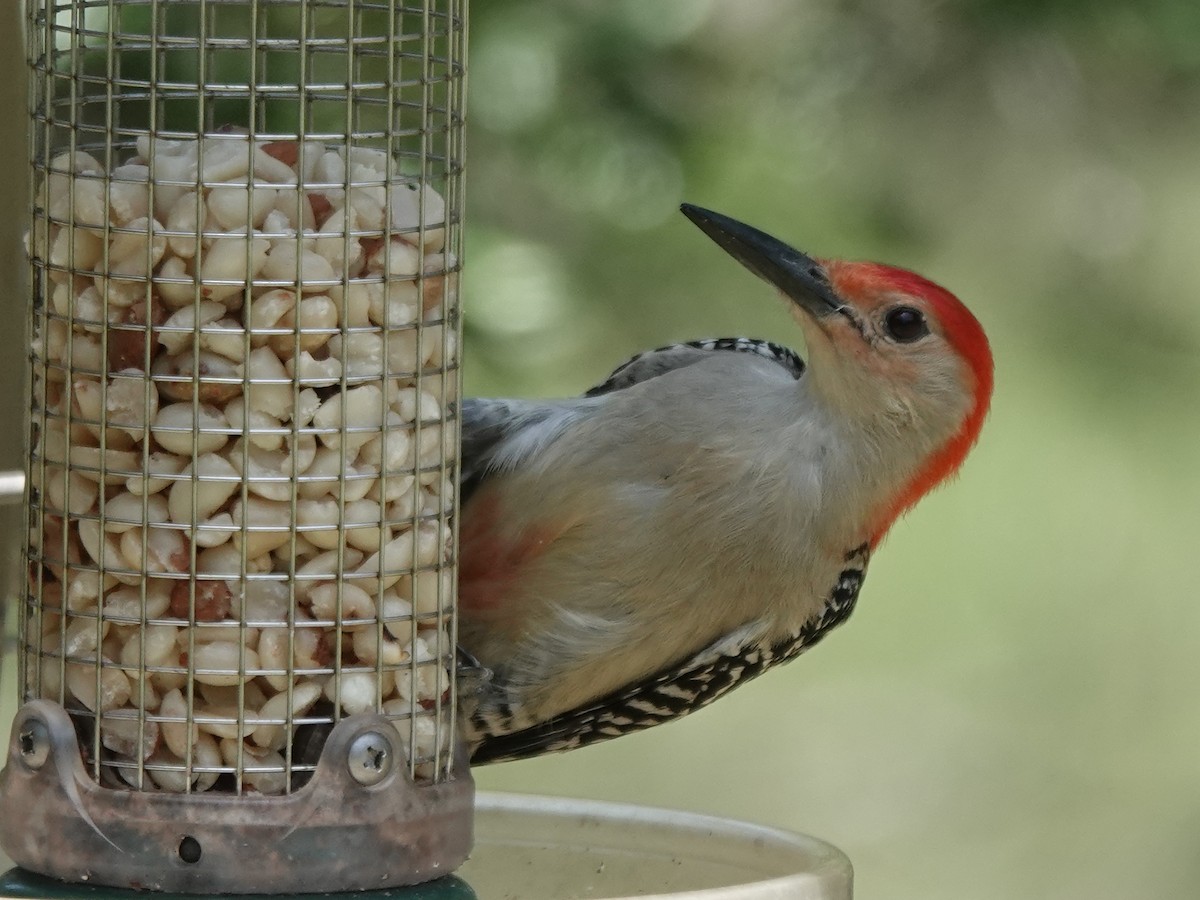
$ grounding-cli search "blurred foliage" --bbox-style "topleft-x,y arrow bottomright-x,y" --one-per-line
462,3 -> 1200,900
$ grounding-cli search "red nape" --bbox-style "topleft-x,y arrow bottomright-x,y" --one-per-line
831,262 -> 994,546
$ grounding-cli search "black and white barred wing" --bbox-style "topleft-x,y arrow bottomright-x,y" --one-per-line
467,550 -> 868,764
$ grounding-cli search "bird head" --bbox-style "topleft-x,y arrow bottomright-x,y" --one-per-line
681,203 -> 994,542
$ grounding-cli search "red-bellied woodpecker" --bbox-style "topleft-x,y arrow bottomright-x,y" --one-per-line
458,204 -> 994,764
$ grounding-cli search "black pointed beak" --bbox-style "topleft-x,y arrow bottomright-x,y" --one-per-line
680,204 -> 844,319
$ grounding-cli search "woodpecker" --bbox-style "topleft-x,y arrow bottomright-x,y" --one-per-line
457,204 -> 993,764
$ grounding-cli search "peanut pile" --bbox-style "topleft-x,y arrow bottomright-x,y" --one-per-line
26,135 -> 458,791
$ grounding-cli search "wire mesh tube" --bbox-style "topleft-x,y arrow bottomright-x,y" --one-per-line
0,0 -> 472,891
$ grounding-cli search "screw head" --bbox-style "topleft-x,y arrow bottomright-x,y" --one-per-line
18,720 -> 50,770
347,731 -> 393,786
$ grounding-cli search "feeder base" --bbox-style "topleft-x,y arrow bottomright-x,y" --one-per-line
0,701 -> 474,894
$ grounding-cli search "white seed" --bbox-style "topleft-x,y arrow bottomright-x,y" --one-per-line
256,628 -> 291,691
201,318 -> 247,360
295,498 -> 340,550
193,512 -> 236,549
103,491 -> 169,533
382,592 -> 417,643
312,384 -> 385,453
158,300 -> 226,355
283,534 -> 321,560
240,346 -> 294,420
343,146 -> 393,177
353,531 -> 421,591
351,621 -> 407,667
57,177 -> 107,229
70,332 -> 106,374
364,238 -> 421,277
191,642 -> 260,686
195,704 -> 250,740
413,568 -> 455,618
157,687 -> 196,758
260,242 -> 337,290
366,473 -> 416,504
313,150 -> 345,184
308,581 -> 376,628
346,182 -> 386,230
107,217 -> 167,278
152,402 -> 230,456
198,231 -> 270,303
67,662 -> 133,713
326,282 -> 372,328
77,517 -> 127,573
295,141 -> 328,182
286,351 -> 342,386
241,579 -> 290,625
151,256 -> 194,309
292,625 -> 330,672
193,732 -> 224,792
365,279 -> 419,328
48,225 -> 104,272
236,743 -> 288,795
63,615 -> 108,659
294,548 -> 365,599
292,392 -> 319,435
65,569 -> 112,613
356,415 -> 413,475
422,321 -> 458,369
109,165 -> 152,226
252,146 -> 299,184
207,181 -> 278,230
144,748 -> 191,792
329,670 -> 389,717
152,351 -> 242,406
72,280 -> 108,320
197,542 -> 272,577
223,397 -> 284,451
71,377 -> 103,424
106,372 -> 160,437
126,451 -> 188,496
103,580 -> 173,622
389,182 -> 446,252
389,712 -> 444,768
199,137 -> 253,182
247,288 -> 295,342
267,295 -> 339,358
230,496 -> 292,558
395,387 -> 443,424
168,452 -> 241,524
328,331 -> 383,378
119,525 -> 189,575
251,681 -> 323,750
267,190 -> 314,232
165,191 -> 203,259
295,446 -> 372,501
311,206 -> 364,272
342,498 -> 388,552
43,466 -> 99,516
119,624 -> 180,670
100,713 -> 160,762
227,434 -> 317,502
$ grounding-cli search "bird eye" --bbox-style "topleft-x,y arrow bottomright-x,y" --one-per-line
884,306 -> 928,343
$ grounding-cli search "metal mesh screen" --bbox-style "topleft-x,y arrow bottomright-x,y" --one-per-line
22,0 -> 466,793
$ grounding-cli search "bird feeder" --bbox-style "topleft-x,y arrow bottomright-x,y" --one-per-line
0,0 -> 471,892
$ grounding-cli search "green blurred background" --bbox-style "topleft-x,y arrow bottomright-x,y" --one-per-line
3,1 -> 1200,898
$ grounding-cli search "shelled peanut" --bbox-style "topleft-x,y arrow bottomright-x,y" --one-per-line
25,135 -> 460,791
